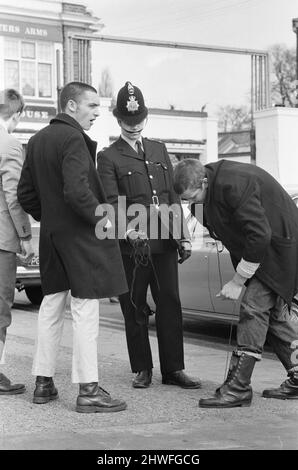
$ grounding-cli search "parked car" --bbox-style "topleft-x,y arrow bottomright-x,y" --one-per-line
16,216 -> 43,305
17,187 -> 298,311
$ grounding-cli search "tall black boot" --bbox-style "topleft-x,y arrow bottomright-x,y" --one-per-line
262,370 -> 298,399
199,352 -> 256,408
76,383 -> 127,413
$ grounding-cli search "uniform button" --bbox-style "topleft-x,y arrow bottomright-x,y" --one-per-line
149,175 -> 153,179
145,160 -> 149,164
153,190 -> 157,194
128,171 -> 132,175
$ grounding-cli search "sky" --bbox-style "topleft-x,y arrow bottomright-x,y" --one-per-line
83,0 -> 298,115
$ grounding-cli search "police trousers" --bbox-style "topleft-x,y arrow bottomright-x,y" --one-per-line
119,250 -> 185,375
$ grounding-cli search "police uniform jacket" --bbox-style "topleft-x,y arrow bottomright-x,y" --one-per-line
17,113 -> 128,299
193,160 -> 298,305
97,137 -> 187,254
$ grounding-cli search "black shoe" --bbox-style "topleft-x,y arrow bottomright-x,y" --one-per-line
0,373 -> 25,395
162,370 -> 201,389
33,376 -> 58,404
76,383 -> 127,413
262,371 -> 298,400
132,370 -> 152,388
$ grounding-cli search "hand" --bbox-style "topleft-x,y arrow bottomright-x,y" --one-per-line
216,277 -> 244,300
178,240 -> 192,264
18,239 -> 35,264
127,230 -> 148,248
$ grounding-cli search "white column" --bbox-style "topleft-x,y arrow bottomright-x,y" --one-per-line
0,37 -> 4,90
201,117 -> 218,164
87,97 -> 115,154
254,107 -> 298,187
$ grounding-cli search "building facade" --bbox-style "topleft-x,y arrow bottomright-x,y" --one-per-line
0,0 -> 218,162
0,0 -> 102,143
218,130 -> 253,164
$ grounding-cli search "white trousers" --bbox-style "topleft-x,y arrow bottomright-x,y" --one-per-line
32,291 -> 100,383
0,341 -> 6,365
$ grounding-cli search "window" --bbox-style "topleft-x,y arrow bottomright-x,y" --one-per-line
37,43 -> 52,62
4,60 -> 19,89
21,61 -> 36,96
21,42 -> 35,59
3,38 -> 53,99
5,38 -> 19,59
38,63 -> 51,97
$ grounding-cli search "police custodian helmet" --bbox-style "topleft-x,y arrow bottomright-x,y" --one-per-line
113,81 -> 148,125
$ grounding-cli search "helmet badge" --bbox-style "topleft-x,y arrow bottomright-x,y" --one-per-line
126,96 -> 140,113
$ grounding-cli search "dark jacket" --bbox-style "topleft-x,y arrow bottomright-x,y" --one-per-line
17,113 -> 128,299
97,137 -> 187,254
193,160 -> 298,305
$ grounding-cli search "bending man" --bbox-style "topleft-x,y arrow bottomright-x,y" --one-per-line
174,158 -> 298,408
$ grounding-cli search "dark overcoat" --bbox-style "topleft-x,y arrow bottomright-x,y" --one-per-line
17,113 -> 128,299
97,137 -> 187,254
194,160 -> 298,305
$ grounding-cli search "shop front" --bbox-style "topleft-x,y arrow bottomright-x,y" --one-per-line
0,16 -> 63,143
0,0 -> 102,144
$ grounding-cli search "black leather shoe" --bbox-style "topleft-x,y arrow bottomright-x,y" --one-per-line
33,376 -> 58,404
162,370 -> 201,389
262,377 -> 298,399
76,383 -> 127,413
132,369 -> 152,388
0,373 -> 25,395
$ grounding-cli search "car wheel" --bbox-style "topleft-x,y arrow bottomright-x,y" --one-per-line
24,286 -> 44,305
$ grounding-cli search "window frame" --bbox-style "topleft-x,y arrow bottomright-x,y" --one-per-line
3,37 -> 54,100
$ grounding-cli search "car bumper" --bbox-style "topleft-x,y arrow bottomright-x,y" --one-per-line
16,267 -> 40,289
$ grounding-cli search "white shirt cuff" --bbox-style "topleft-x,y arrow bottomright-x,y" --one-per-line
236,258 -> 260,279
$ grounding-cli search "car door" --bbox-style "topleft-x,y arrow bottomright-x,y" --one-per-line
178,203 -> 241,319
206,239 -> 241,319
178,204 -> 212,312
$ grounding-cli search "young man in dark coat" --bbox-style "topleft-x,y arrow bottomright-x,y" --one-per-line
97,81 -> 201,390
17,82 -> 128,413
173,158 -> 298,408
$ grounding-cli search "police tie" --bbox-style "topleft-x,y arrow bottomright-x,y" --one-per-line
136,140 -> 145,159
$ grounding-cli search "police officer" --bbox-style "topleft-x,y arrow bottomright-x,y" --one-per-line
97,81 -> 201,389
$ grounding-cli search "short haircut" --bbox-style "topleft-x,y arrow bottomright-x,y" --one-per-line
173,158 -> 206,195
0,88 -> 25,120
60,81 -> 97,111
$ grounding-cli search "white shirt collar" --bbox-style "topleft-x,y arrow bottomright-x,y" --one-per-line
121,134 -> 143,152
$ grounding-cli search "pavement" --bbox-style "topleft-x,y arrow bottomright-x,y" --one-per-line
0,297 -> 298,451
